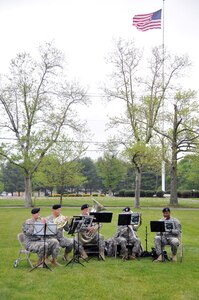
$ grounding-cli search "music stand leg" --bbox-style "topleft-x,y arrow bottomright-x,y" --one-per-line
66,231 -> 87,268
30,224 -> 52,272
160,233 -> 166,262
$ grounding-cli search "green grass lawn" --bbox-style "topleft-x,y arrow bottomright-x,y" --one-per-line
0,201 -> 199,300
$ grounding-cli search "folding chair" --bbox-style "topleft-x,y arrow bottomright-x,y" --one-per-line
13,233 -> 34,268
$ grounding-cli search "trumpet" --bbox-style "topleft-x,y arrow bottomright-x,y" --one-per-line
54,214 -> 68,229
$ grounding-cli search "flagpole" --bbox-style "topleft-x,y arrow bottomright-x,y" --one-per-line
161,0 -> 166,192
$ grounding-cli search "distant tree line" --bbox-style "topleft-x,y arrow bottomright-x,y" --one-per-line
1,154 -> 199,198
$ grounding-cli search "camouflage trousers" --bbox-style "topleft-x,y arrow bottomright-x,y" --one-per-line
114,236 -> 141,256
28,238 -> 60,259
75,233 -> 105,252
154,236 -> 180,256
59,237 -> 73,254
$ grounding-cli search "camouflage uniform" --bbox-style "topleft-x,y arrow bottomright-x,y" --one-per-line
46,215 -> 73,255
154,217 -> 181,256
22,218 -> 60,259
75,223 -> 105,253
114,225 -> 141,256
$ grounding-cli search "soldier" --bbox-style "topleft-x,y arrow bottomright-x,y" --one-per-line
114,207 -> 142,259
22,207 -> 60,267
46,204 -> 73,261
75,204 -> 106,261
154,207 -> 182,262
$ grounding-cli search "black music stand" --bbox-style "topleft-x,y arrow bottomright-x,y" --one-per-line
141,226 -> 151,258
117,213 -> 132,260
90,212 -> 113,260
30,222 -> 57,272
150,221 -> 166,262
66,216 -> 88,267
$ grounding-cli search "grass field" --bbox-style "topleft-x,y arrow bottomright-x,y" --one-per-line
0,197 -> 199,300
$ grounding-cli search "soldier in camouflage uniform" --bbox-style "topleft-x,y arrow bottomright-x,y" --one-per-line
22,208 -> 60,266
46,204 -> 73,261
75,204 -> 106,261
113,207 -> 142,259
154,207 -> 182,262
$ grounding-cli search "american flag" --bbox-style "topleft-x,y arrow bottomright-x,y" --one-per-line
133,9 -> 162,32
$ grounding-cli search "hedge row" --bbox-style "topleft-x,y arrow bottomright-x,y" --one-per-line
115,189 -> 199,198
51,194 -> 105,197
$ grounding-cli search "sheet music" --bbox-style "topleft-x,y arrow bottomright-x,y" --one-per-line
81,216 -> 93,228
131,213 -> 140,225
164,220 -> 174,231
33,222 -> 57,236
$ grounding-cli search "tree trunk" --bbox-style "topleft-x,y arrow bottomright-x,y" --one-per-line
134,167 -> 141,208
108,185 -> 113,196
170,104 -> 178,206
170,151 -> 178,205
24,175 -> 32,207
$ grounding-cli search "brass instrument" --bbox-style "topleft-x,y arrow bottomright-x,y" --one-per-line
90,198 -> 106,213
54,214 -> 68,229
79,199 -> 105,243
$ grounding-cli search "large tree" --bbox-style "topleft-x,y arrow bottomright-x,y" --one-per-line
96,154 -> 127,196
154,90 -> 199,205
104,38 -> 192,208
34,136 -> 87,204
0,42 -> 89,207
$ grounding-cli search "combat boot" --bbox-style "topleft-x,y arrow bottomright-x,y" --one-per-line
99,251 -> 105,261
153,254 -> 163,262
63,252 -> 70,262
80,250 -> 88,260
37,258 -> 44,267
172,254 -> 177,262
129,253 -> 136,260
50,258 -> 62,266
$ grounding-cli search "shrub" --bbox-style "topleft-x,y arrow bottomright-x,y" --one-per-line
177,190 -> 192,198
156,190 -> 165,198
140,190 -> 155,197
118,190 -> 126,197
124,190 -> 135,197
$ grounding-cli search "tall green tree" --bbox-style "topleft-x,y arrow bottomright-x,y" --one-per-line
34,137 -> 87,204
79,157 -> 102,194
104,39 -> 189,207
1,162 -> 24,195
96,154 -> 127,196
0,42 -> 89,207
154,90 -> 199,205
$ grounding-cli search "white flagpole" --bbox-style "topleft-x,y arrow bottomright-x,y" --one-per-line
161,0 -> 166,192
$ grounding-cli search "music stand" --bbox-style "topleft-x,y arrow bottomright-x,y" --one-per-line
30,222 -> 57,272
117,213 -> 132,260
66,216 -> 88,267
150,221 -> 166,262
90,212 -> 113,260
141,226 -> 151,258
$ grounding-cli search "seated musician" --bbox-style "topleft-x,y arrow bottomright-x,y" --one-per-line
113,207 -> 142,260
22,207 -> 60,267
153,207 -> 182,262
74,204 -> 106,261
46,204 -> 73,261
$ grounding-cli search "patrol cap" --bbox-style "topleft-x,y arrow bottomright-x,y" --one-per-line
52,204 -> 61,210
31,207 -> 40,214
123,207 -> 131,212
162,207 -> 170,213
81,204 -> 89,210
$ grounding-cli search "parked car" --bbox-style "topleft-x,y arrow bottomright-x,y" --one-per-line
0,191 -> 7,196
